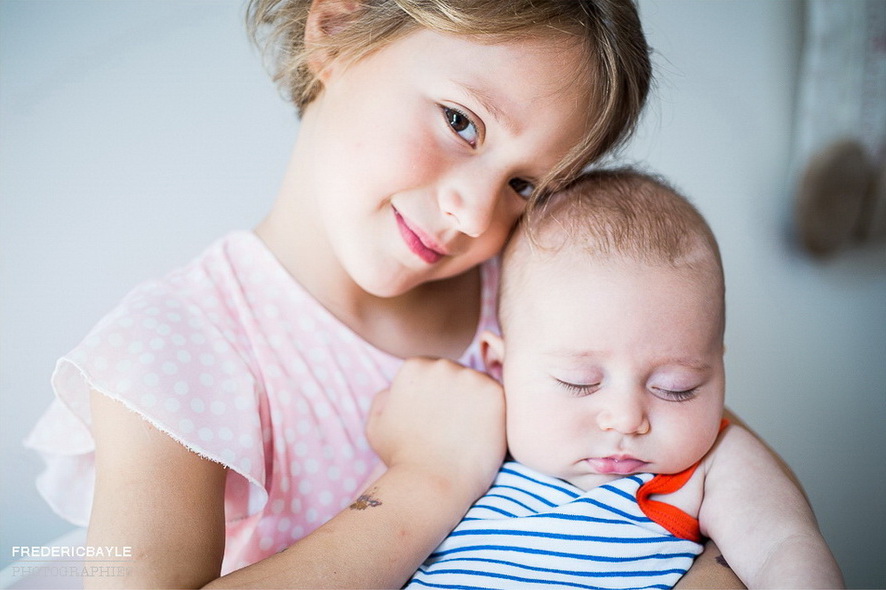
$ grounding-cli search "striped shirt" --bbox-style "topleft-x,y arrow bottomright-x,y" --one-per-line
406,461 -> 703,590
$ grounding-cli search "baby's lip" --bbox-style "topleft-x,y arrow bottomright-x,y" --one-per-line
586,455 -> 649,475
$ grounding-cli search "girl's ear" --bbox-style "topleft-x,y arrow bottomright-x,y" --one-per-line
480,331 -> 505,383
304,0 -> 362,79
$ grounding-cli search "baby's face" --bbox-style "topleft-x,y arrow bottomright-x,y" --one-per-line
485,245 -> 725,491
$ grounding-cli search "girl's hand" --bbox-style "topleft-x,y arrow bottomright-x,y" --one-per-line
367,357 -> 507,502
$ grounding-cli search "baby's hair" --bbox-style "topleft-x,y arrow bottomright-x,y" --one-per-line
501,167 -> 725,330
531,168 -> 722,267
246,0 -> 652,198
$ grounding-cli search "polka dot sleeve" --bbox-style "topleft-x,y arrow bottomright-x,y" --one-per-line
29,240 -> 271,526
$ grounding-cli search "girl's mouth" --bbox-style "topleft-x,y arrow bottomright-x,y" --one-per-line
394,208 -> 447,264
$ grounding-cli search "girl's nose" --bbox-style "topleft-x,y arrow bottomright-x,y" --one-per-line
439,175 -> 502,238
595,391 -> 650,436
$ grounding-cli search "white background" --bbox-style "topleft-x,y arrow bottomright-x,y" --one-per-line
1,1 -> 884,587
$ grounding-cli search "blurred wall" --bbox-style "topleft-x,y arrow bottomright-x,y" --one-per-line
1,1 -> 884,587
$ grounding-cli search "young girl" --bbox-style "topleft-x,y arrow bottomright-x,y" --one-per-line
25,0 -> 654,588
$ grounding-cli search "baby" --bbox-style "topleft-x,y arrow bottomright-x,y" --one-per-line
406,168 -> 844,589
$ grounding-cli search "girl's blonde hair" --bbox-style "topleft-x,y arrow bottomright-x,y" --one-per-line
247,0 -> 652,201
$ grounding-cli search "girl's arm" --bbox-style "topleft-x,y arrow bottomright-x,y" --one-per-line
87,358 -> 506,589
698,424 -> 844,589
210,358 -> 506,589
87,390 -> 228,589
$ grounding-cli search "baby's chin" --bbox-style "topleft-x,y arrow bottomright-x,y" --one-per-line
562,470 -> 628,492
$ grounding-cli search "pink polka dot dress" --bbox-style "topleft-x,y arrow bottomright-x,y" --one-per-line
25,231 -> 500,573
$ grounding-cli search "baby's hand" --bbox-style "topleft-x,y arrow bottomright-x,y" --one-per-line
367,358 -> 506,501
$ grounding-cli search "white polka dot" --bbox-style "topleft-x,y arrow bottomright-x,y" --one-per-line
239,434 -> 254,448
140,393 -> 157,408
174,381 -> 189,395
200,373 -> 215,386
176,350 -> 192,363
108,333 -> 124,347
142,373 -> 160,387
318,490 -> 333,506
305,508 -> 319,523
294,442 -> 308,457
166,312 -> 182,323
162,361 -> 178,375
221,448 -> 236,464
284,428 -> 296,444
222,379 -> 238,393
164,398 -> 181,413
200,353 -> 216,366
211,401 -> 226,415
240,458 -> 252,473
271,499 -> 284,514
93,356 -> 109,371
190,398 -> 205,413
116,378 -> 131,393
127,341 -> 144,354
179,418 -> 194,433
156,323 -> 172,336
327,465 -> 341,481
304,458 -> 319,474
149,337 -> 166,350
213,340 -> 231,354
115,359 -> 132,373
171,334 -> 187,346
303,382 -> 321,398
314,402 -> 331,418
218,427 -> 234,441
290,498 -> 302,514
259,536 -> 273,551
198,427 -> 214,442
290,460 -> 302,476
276,516 -> 291,532
235,396 -> 251,411
298,479 -> 313,495
290,525 -> 305,540
139,352 -> 155,365
343,477 -> 357,492
142,317 -> 158,330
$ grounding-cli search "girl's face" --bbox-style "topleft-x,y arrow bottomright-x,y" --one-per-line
484,248 -> 726,492
298,28 -> 590,297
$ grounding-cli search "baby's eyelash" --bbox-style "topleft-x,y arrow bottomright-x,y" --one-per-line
556,379 -> 600,397
654,387 -> 698,402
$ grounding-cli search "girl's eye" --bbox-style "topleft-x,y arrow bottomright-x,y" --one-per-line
556,379 -> 601,397
442,106 -> 479,147
651,387 -> 698,402
509,178 -> 535,199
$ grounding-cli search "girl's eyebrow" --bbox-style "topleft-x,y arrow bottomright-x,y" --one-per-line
459,83 -> 518,134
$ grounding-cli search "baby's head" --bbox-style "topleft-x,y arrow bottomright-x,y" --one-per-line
248,0 -> 652,194
483,169 -> 727,491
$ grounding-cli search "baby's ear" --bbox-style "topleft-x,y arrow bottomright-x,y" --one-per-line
304,0 -> 362,78
480,331 -> 505,382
